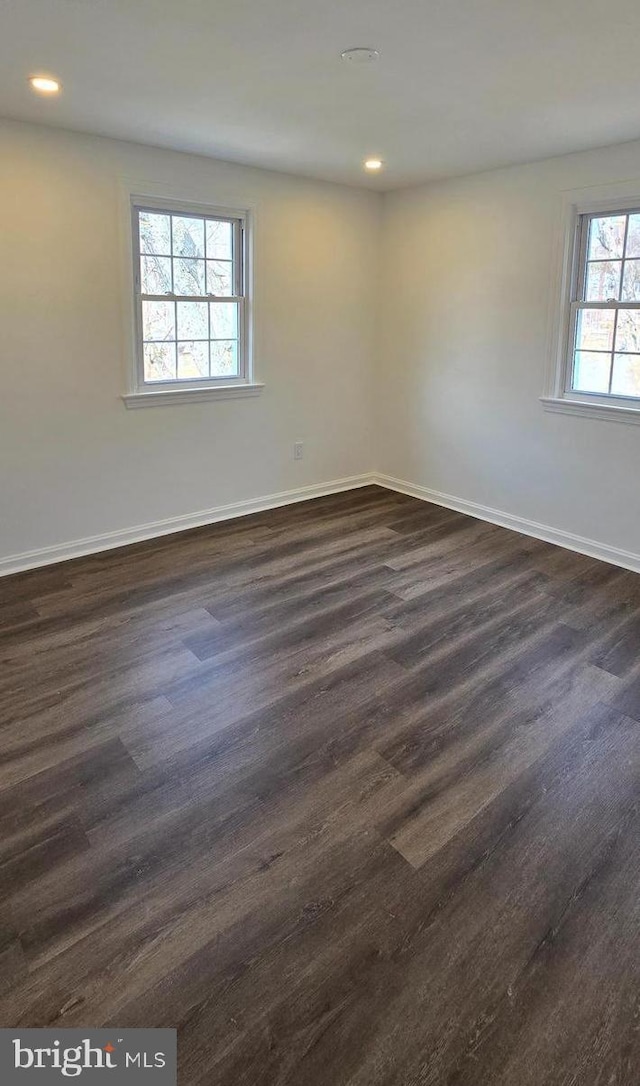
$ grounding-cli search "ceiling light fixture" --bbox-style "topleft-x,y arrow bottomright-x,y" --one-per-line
29,76 -> 61,95
364,158 -> 383,171
341,48 -> 380,64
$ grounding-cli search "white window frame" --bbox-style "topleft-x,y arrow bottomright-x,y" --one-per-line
123,194 -> 262,408
543,187 -> 640,425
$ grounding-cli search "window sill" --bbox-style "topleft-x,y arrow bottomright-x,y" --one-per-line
541,395 -> 640,425
122,383 -> 265,408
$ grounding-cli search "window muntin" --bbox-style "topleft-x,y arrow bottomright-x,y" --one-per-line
568,209 -> 640,401
132,202 -> 246,388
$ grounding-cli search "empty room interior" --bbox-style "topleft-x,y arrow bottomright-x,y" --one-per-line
4,0 -> 640,1082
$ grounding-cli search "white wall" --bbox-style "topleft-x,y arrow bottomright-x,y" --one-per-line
378,140 -> 640,561
0,120 -> 380,568
4,118 -> 640,573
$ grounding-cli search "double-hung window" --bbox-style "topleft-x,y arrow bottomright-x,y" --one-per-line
129,198 -> 253,401
565,208 -> 640,405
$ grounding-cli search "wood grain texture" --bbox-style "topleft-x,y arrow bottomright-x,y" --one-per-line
2,485 -> 640,1083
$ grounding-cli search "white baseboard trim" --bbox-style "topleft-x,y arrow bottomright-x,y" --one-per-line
373,473 -> 640,575
0,473 -> 377,577
5,470 -> 639,579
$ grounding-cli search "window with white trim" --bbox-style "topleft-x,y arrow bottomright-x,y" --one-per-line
131,198 -> 249,392
566,208 -> 640,403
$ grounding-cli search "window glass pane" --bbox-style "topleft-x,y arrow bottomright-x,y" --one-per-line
210,301 -> 238,340
206,219 -> 233,260
625,214 -> 640,258
575,308 -> 615,352
588,215 -> 626,260
621,260 -> 640,301
177,301 -> 208,340
615,309 -> 640,353
210,340 -> 239,376
177,341 -> 209,379
611,354 -> 640,397
172,215 -> 205,259
144,342 -> 176,382
142,300 -> 175,341
139,212 -> 171,255
584,261 -> 621,301
135,205 -> 245,388
173,258 -> 205,296
207,260 -> 233,296
572,351 -> 611,394
141,255 -> 172,294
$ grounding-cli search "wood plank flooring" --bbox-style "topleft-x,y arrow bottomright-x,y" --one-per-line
2,485 -> 640,1083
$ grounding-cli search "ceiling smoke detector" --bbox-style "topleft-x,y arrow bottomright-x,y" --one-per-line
340,48 -> 380,64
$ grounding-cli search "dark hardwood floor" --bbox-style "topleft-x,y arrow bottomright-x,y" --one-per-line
3,484 -> 640,1083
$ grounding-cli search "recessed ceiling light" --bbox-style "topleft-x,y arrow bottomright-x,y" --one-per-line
341,48 -> 380,64
364,158 -> 384,171
29,76 -> 61,95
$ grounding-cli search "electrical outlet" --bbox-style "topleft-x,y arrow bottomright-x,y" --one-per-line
293,442 -> 304,460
